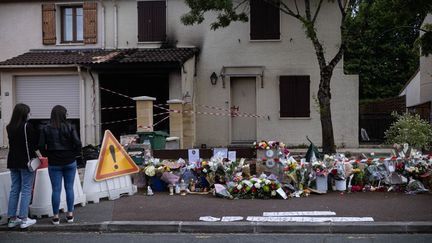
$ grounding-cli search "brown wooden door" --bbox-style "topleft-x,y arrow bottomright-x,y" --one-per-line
230,77 -> 257,143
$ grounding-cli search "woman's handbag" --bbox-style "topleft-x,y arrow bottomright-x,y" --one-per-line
24,123 -> 41,172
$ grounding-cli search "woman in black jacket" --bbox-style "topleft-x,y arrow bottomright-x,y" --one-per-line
39,105 -> 82,225
6,103 -> 38,229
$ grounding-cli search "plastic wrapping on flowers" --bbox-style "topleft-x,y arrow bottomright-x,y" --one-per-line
228,177 -> 284,199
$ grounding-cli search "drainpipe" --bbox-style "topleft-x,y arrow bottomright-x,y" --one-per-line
98,0 -> 105,49
77,65 -> 86,145
113,0 -> 118,49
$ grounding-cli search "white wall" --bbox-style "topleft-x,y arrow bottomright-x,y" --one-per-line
419,14 -> 432,107
400,71 -> 421,107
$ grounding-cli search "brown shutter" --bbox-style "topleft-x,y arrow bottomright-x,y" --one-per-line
152,1 -> 166,41
42,4 -> 56,45
280,76 -> 310,117
84,2 -> 97,44
138,1 -> 166,42
250,0 -> 280,40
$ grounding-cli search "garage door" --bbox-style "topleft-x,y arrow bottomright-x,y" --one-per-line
16,75 -> 80,119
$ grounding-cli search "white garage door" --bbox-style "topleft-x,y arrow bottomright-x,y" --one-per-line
16,75 -> 80,119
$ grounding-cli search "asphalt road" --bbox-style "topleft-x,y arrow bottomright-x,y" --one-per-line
1,232 -> 431,243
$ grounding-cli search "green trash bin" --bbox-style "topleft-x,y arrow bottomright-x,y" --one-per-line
137,131 -> 169,150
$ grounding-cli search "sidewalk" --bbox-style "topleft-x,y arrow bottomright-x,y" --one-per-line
1,191 -> 431,233
2,147 -> 431,234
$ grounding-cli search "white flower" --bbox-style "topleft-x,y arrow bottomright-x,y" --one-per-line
271,190 -> 276,196
254,183 -> 261,189
203,169 -> 208,173
324,154 -> 330,160
265,180 -> 271,185
237,184 -> 243,190
144,166 -> 156,177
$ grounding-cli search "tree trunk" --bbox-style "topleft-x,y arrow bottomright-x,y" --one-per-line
318,68 -> 336,154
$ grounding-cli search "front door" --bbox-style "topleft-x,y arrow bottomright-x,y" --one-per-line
230,77 -> 257,143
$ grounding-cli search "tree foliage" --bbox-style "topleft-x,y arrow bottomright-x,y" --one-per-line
385,112 -> 432,150
344,0 -> 432,100
415,23 -> 432,56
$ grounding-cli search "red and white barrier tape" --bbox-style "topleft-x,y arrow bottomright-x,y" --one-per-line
101,106 -> 135,110
345,156 -> 400,164
137,115 -> 170,129
197,103 -> 267,118
100,87 -> 133,100
101,118 -> 136,125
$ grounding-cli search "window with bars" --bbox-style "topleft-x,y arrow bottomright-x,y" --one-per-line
279,75 -> 310,117
250,0 -> 280,40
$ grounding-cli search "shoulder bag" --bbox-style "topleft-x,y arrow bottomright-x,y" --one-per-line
25,123 -> 41,172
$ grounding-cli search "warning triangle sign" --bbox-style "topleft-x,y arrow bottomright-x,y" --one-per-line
94,130 -> 139,181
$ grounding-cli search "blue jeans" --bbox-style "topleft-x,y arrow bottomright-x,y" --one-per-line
48,161 -> 77,215
8,168 -> 35,218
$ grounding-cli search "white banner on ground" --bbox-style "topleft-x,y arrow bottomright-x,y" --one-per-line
246,216 -> 374,222
263,211 -> 336,216
221,216 -> 243,222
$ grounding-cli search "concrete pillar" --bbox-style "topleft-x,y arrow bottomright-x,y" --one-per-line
182,103 -> 195,148
167,99 -> 184,148
133,96 -> 156,132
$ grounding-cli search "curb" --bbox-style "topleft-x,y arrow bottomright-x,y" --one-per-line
1,221 -> 432,234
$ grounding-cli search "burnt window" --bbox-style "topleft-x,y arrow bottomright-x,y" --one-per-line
61,6 -> 84,43
280,76 -> 310,117
250,0 -> 280,40
138,1 -> 166,42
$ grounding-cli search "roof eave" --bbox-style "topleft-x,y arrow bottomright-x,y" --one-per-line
0,64 -> 80,69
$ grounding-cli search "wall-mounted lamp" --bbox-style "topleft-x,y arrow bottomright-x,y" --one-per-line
210,72 -> 218,85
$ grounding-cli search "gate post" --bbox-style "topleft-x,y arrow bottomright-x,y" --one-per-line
133,96 -> 156,132
167,99 -> 184,148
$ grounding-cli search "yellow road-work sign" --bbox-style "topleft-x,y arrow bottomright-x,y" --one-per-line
94,130 -> 139,181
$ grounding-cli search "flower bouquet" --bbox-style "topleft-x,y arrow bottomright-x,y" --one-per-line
405,162 -> 429,179
228,177 -> 282,199
312,161 -> 328,176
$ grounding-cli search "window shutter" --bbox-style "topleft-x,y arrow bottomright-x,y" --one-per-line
250,0 -> 280,40
83,2 -> 97,44
280,76 -> 310,117
42,4 -> 56,45
138,1 -> 166,42
152,1 -> 166,41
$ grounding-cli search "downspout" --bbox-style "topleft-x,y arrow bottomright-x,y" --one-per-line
86,68 -> 99,145
113,0 -> 118,49
77,65 -> 86,145
98,0 -> 105,49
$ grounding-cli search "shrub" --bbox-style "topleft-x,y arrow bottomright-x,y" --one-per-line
384,112 -> 432,150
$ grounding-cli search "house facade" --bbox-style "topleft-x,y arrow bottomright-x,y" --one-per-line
0,0 -> 359,148
400,14 -> 432,122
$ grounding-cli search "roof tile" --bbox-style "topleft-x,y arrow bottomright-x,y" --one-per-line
0,48 -> 198,66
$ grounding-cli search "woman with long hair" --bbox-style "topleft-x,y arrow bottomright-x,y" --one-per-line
6,103 -> 38,228
39,105 -> 82,225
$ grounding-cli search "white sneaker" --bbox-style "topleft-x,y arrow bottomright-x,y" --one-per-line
8,218 -> 22,228
66,216 -> 74,223
20,218 -> 36,229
